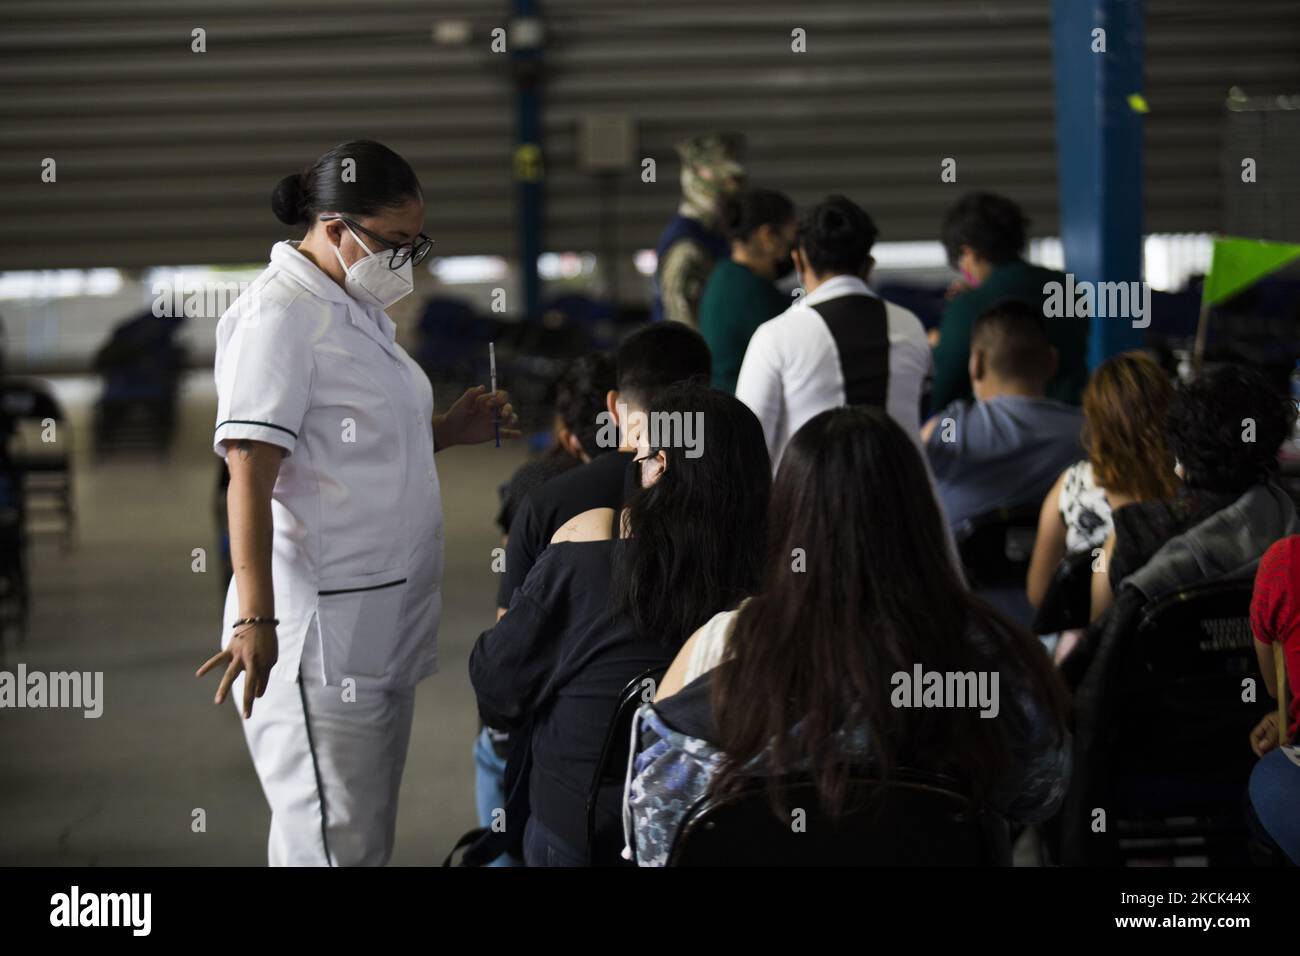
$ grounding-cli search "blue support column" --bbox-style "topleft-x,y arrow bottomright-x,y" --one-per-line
511,0 -> 544,322
1051,0 -> 1146,367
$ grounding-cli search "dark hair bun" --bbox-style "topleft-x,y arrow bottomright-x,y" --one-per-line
271,173 -> 306,225
814,203 -> 854,240
272,142 -> 421,229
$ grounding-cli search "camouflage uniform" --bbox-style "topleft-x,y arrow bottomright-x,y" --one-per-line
652,133 -> 746,327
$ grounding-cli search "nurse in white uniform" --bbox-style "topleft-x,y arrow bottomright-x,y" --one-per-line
197,140 -> 517,866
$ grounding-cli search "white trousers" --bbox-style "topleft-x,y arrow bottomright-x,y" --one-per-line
234,634 -> 416,866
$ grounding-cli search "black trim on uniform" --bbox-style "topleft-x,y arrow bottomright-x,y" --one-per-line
318,577 -> 407,596
809,294 -> 890,409
297,674 -> 334,867
216,419 -> 298,439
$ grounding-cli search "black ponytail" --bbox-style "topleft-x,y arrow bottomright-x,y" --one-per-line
270,140 -> 423,226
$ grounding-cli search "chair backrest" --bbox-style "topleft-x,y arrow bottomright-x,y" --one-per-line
1031,548 -> 1095,634
541,294 -> 619,351
94,311 -> 185,378
954,503 -> 1041,590
415,297 -> 482,367
586,665 -> 665,865
668,768 -> 1010,866
0,379 -> 63,424
0,464 -> 22,525
1132,580 -> 1257,685
1109,580 -> 1263,817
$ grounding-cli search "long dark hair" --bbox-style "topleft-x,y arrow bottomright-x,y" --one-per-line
271,140 -> 422,226
711,406 -> 1069,816
611,384 -> 770,648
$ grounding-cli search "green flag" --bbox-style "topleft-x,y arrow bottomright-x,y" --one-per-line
1202,236 -> 1300,308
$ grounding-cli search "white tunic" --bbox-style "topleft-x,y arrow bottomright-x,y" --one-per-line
734,274 -> 932,470
213,241 -> 443,691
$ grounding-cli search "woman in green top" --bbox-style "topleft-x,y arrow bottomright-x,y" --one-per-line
698,188 -> 797,394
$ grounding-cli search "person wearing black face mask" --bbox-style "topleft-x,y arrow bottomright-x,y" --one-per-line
621,446 -> 658,505
470,384 -> 771,866
698,188 -> 797,394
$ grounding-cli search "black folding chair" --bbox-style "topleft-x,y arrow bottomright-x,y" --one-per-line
668,767 -> 1010,866
1105,580 -> 1264,865
586,665 -> 665,866
954,504 -> 1041,590
1031,548 -> 1095,635
0,458 -> 29,651
91,311 -> 186,457
1,378 -> 74,547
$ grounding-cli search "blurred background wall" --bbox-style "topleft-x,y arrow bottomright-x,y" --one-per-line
1,0 -> 1297,372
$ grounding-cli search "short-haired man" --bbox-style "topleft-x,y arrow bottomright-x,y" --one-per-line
923,298 -> 1084,529
495,321 -> 712,616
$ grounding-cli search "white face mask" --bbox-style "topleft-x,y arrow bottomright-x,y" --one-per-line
331,221 -> 414,310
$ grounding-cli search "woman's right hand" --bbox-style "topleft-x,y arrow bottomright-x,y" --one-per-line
196,622 -> 279,719
1250,711 -> 1281,758
213,438 -> 284,719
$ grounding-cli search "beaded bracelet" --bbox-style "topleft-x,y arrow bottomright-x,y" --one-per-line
232,616 -> 279,629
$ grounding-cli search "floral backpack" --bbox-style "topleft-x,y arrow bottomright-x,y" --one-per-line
620,642 -> 752,871
619,675 -> 872,866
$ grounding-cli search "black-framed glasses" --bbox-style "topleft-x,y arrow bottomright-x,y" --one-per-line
320,215 -> 434,269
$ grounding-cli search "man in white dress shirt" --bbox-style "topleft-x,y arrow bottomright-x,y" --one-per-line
735,195 -> 932,470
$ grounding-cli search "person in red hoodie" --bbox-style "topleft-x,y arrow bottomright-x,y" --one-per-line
1247,534 -> 1300,864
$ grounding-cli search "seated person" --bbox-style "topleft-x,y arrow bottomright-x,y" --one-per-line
931,190 -> 1089,409
470,384 -> 771,867
1090,363 -> 1299,622
479,350 -> 615,866
923,298 -> 1084,529
495,352 -> 616,538
1247,534 -> 1300,864
1025,351 -> 1178,658
699,187 -> 798,395
624,405 -> 1071,866
495,322 -> 711,617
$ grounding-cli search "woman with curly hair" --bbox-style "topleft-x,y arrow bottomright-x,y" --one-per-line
1026,351 -> 1178,622
1088,362 -> 1297,622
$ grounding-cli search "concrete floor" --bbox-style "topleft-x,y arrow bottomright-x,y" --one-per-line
0,372 -> 527,865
